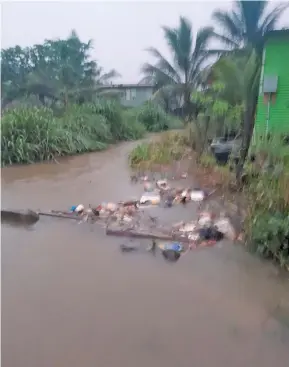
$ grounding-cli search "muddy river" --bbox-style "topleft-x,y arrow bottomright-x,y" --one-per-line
2,140 -> 289,367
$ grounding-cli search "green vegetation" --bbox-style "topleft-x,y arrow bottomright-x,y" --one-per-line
245,137 -> 289,268
1,30 -> 182,166
133,1 -> 289,268
1,100 -> 181,166
128,131 -> 187,169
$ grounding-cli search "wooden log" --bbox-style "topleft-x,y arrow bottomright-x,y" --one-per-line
1,209 -> 40,225
1,209 -> 85,226
38,211 -> 82,220
106,227 -> 192,244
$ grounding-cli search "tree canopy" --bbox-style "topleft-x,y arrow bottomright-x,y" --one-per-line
1,30 -> 120,108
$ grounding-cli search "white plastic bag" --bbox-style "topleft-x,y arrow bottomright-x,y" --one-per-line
190,190 -> 205,202
140,192 -> 161,205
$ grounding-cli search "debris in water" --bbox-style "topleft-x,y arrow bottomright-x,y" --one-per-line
144,181 -> 154,192
156,179 -> 170,191
140,192 -> 161,206
214,215 -> 236,240
120,244 -> 138,252
162,249 -> 181,262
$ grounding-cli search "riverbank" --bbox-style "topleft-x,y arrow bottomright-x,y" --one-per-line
1,101 -> 182,166
128,132 -> 289,270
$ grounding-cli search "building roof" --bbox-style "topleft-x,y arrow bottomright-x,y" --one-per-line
102,83 -> 154,89
264,29 -> 289,42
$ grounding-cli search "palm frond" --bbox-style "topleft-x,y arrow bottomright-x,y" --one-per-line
152,83 -> 184,101
212,10 -> 242,42
212,1 -> 288,53
235,1 -> 267,31
97,69 -> 121,84
138,76 -> 154,85
145,47 -> 181,83
162,17 -> 193,73
141,63 -> 179,86
260,3 -> 289,34
211,32 -> 241,49
193,27 -> 215,57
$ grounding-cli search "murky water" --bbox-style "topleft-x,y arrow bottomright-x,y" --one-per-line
2,140 -> 289,367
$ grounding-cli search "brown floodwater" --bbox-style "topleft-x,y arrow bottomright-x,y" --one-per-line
2,140 -> 289,367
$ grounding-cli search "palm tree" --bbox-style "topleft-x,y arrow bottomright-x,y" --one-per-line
140,16 -> 214,118
212,1 -> 289,55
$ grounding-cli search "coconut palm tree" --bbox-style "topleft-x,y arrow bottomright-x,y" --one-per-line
212,1 -> 289,54
140,16 -> 214,118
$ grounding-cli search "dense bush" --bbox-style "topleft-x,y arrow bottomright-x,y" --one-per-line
1,100 -> 181,166
136,101 -> 182,132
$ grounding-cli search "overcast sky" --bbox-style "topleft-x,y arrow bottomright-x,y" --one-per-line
1,1 -> 289,83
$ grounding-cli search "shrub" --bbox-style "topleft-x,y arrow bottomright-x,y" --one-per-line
136,101 -> 173,132
121,109 -> 147,140
245,166 -> 289,268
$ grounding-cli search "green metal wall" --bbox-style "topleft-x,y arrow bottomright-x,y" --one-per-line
254,35 -> 289,139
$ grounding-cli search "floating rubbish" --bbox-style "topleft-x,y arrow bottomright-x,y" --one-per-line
190,190 -> 206,202
214,217 -> 236,240
198,212 -> 213,227
75,204 -> 85,213
179,222 -> 197,233
181,172 -> 188,179
188,233 -> 199,241
161,249 -> 182,262
120,244 -> 138,252
158,242 -> 184,253
144,182 -> 154,192
140,192 -> 161,205
199,226 -> 224,241
156,179 -> 170,191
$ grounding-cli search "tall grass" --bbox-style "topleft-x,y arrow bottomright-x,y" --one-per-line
244,137 -> 289,268
128,131 -> 188,168
1,100 -> 182,166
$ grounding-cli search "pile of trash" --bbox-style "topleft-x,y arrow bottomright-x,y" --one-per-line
67,176 -> 213,225
65,174 -> 237,264
110,209 -> 237,263
118,210 -> 236,263
172,211 -> 236,245
68,200 -> 139,224
139,176 -> 213,208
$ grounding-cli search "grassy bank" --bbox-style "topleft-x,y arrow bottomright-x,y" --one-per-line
1,100 -> 183,166
128,131 -> 289,269
128,131 -> 188,169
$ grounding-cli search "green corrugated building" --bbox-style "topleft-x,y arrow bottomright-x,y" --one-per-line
254,29 -> 289,140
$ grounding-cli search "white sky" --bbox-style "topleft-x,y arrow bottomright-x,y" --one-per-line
1,1 -> 289,83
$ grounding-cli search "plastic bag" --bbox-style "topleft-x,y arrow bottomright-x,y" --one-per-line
140,192 -> 161,205
214,218 -> 236,240
190,190 -> 205,202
